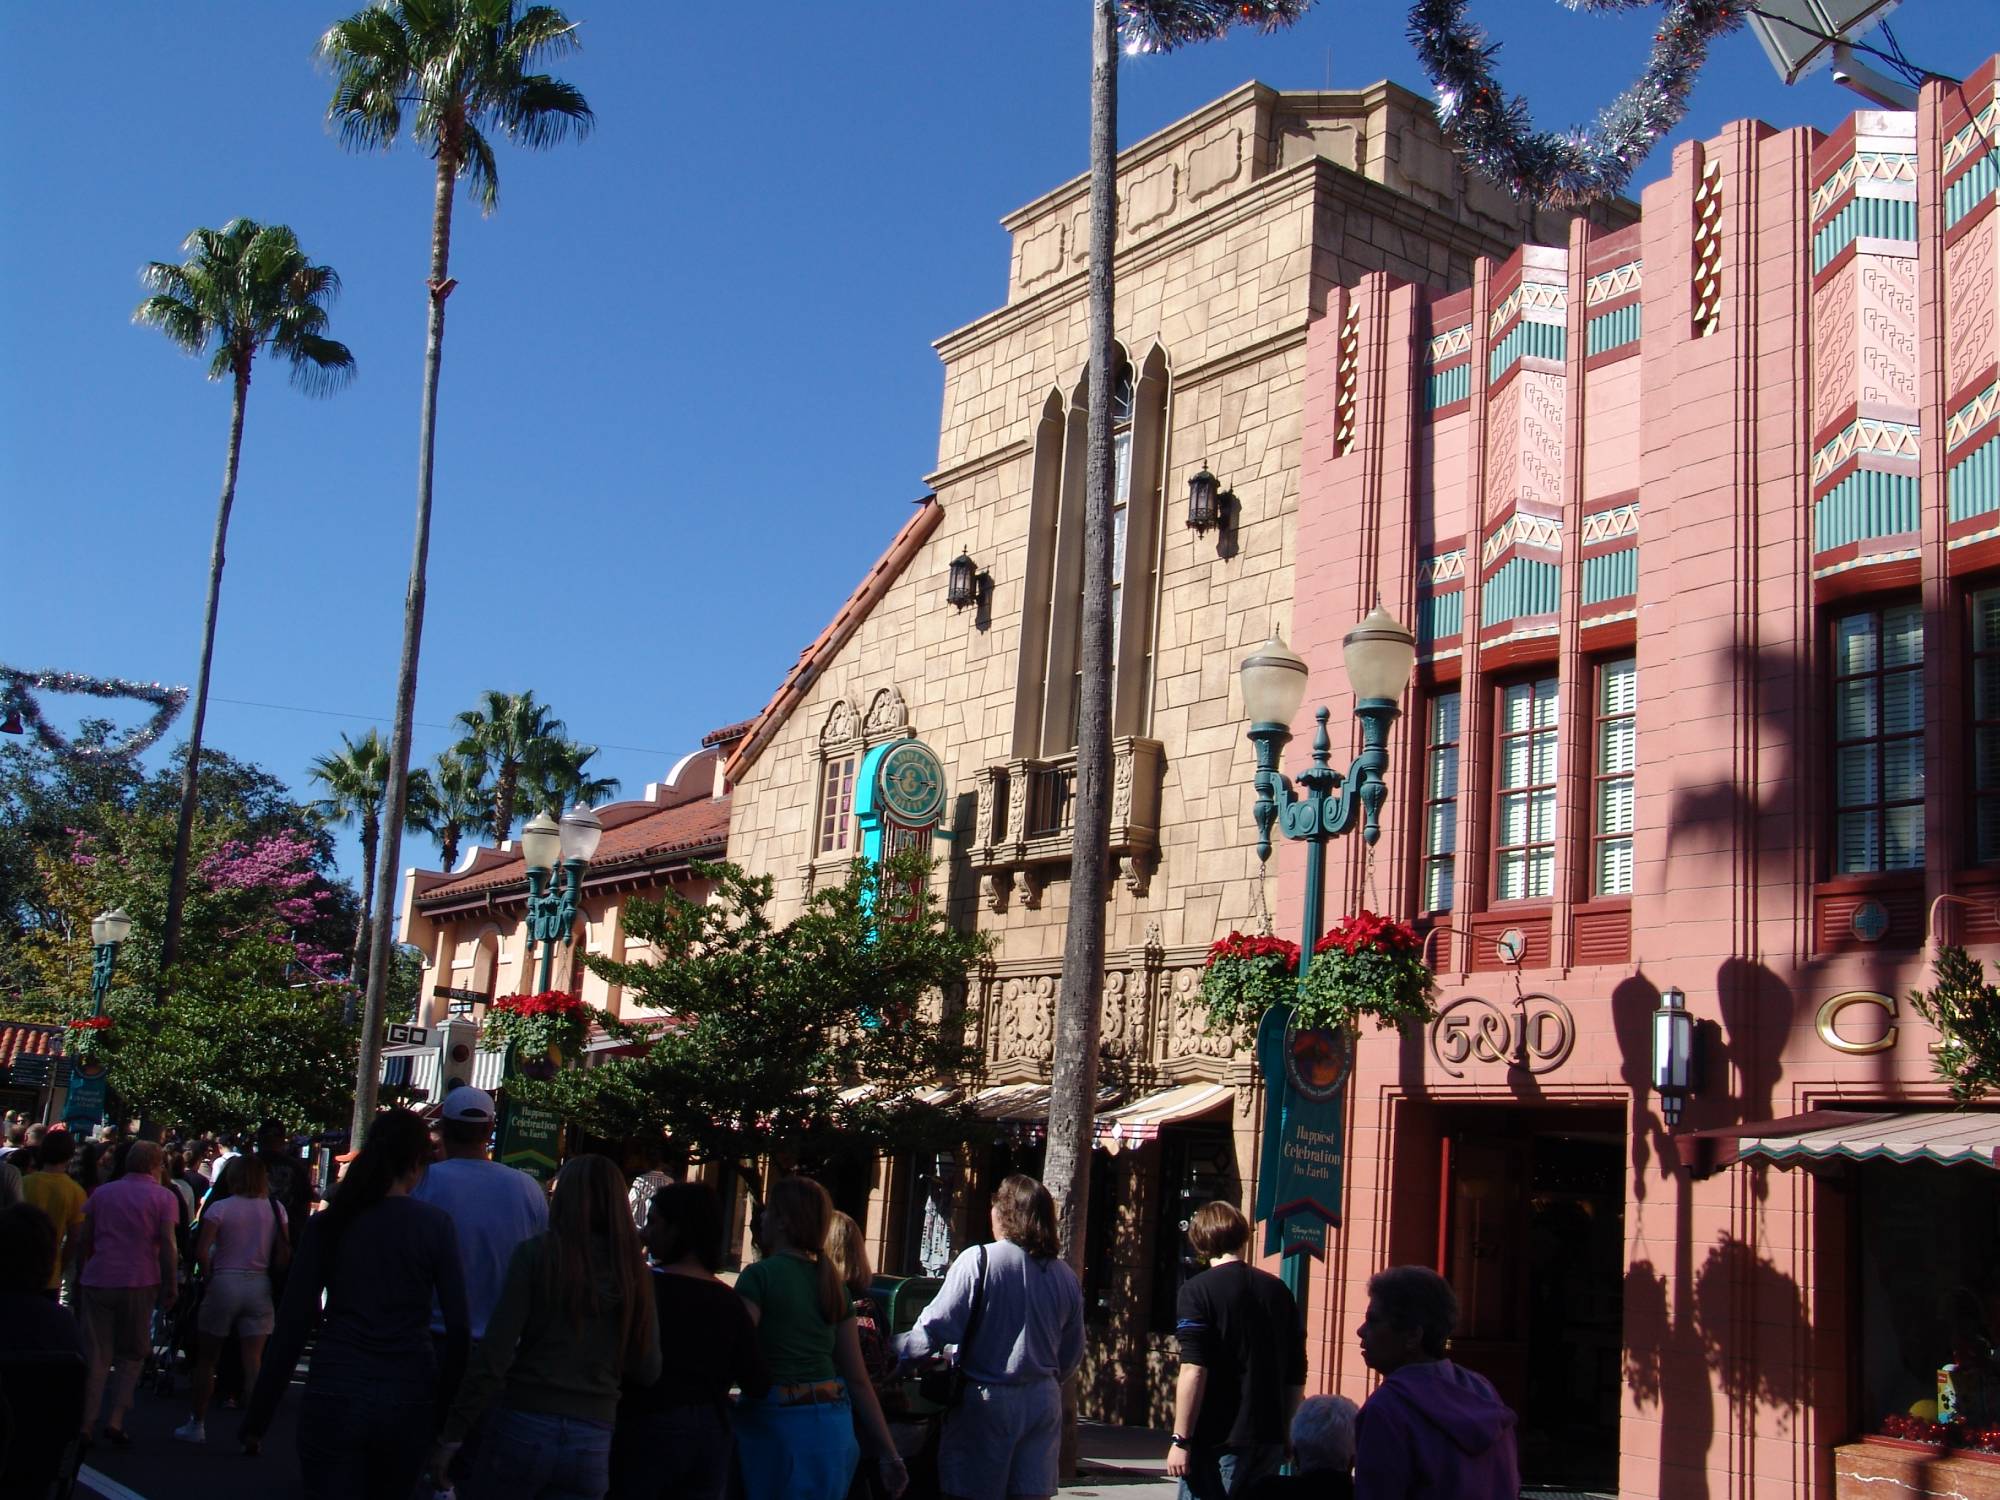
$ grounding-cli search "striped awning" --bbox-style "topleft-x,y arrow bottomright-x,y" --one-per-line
1093,1082 -> 1232,1146
970,1083 -> 1122,1126
1733,1110 -> 2000,1172
837,1082 -> 959,1108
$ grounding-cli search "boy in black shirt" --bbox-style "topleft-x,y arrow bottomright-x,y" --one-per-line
1165,1201 -> 1307,1499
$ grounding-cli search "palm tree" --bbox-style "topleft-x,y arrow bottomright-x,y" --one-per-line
136,219 -> 356,975
320,0 -> 591,1142
308,730 -> 392,1008
417,750 -> 491,869
523,737 -> 619,819
452,689 -> 568,841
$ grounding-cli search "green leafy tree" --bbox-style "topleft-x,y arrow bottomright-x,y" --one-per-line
1910,945 -> 2000,1102
417,750 -> 491,870
522,737 -> 619,819
511,856 -> 983,1197
318,0 -> 593,1144
452,689 -> 568,840
134,218 -> 355,974
309,729 -> 431,999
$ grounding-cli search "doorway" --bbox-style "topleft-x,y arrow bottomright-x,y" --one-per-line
1442,1107 -> 1624,1494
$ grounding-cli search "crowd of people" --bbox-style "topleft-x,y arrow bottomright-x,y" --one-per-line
0,1098 -> 1521,1500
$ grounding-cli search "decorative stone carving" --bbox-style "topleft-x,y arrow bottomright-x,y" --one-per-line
820,699 -> 859,748
1948,213 -> 1997,397
1018,219 -> 1065,289
969,737 -> 1164,901
1187,128 -> 1243,201
863,685 -> 909,737
1126,161 -> 1177,233
982,870 -> 1013,913
992,975 -> 1057,1065
1101,970 -> 1131,1058
1167,968 -> 1233,1060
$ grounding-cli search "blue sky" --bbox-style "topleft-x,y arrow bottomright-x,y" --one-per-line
0,1 -> 1975,890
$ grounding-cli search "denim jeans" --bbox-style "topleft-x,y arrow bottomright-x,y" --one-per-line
733,1386 -> 859,1500
608,1402 -> 734,1500
295,1385 -> 435,1500
472,1406 -> 614,1500
1177,1442 -> 1284,1500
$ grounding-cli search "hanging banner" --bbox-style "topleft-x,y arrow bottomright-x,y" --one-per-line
63,1069 -> 109,1132
1254,1005 -> 1348,1259
496,1099 -> 562,1182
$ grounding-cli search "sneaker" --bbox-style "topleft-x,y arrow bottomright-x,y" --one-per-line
172,1418 -> 205,1444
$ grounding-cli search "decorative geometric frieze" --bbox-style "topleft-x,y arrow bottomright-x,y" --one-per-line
1811,418 -> 1922,488
1429,323 -> 1472,360
1419,548 -> 1467,585
1334,299 -> 1360,456
1426,363 -> 1471,412
1580,503 -> 1640,547
1487,280 -> 1565,336
1584,259 -> 1642,306
1949,383 -> 2000,454
1942,99 -> 2000,175
1810,151 -> 1919,222
1586,303 -> 1641,357
1945,149 -> 1998,229
1813,468 -> 1920,551
1693,159 -> 1725,337
1489,320 -> 1566,384
1481,556 -> 1561,627
1481,512 -> 1562,569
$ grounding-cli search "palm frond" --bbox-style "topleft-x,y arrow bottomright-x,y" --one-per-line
498,74 -> 592,151
132,292 -> 211,354
320,7 -> 413,152
505,6 -> 584,66
284,334 -> 358,398
461,124 -> 500,212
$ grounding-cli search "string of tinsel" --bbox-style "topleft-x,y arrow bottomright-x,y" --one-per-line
1407,0 -> 1752,206
1119,0 -> 1315,55
0,665 -> 189,763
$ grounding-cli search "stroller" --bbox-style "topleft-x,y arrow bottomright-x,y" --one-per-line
147,1274 -> 205,1397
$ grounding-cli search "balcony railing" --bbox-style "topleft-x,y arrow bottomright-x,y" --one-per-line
968,736 -> 1164,908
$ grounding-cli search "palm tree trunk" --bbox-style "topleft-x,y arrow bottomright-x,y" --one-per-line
352,154 -> 456,1148
162,367 -> 250,974
492,762 -> 518,843
439,822 -> 461,872
1045,0 -> 1117,1266
346,817 -> 380,1022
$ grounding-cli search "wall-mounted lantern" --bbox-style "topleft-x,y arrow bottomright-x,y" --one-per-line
1652,984 -> 1696,1125
1186,465 -> 1234,537
946,550 -> 990,611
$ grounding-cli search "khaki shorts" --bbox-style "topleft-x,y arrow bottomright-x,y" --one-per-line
82,1285 -> 156,1364
197,1271 -> 276,1338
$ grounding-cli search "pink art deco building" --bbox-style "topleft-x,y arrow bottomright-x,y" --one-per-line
1276,60 -> 2000,1499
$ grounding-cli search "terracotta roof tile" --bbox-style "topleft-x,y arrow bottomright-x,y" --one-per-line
701,719 -> 756,748
725,497 -> 941,782
0,1021 -> 61,1069
416,795 -> 729,907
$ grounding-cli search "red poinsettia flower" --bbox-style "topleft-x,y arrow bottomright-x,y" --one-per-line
65,1016 -> 114,1031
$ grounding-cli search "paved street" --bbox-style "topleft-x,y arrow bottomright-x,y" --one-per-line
74,1381 -> 1173,1500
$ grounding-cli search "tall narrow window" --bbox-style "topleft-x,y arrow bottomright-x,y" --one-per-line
1423,691 -> 1461,912
1832,602 -> 1924,874
817,752 -> 858,855
1593,658 -> 1637,896
1072,371 -> 1135,743
1973,588 -> 2000,863
1494,676 -> 1559,901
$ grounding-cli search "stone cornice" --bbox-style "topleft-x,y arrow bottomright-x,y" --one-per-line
923,437 -> 1032,496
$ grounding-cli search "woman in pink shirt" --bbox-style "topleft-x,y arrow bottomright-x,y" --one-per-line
173,1156 -> 289,1445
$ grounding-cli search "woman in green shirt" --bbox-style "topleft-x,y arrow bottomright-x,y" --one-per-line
735,1176 -> 905,1500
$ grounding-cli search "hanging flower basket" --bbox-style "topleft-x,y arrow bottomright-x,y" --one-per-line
1199,931 -> 1302,1038
480,990 -> 590,1068
1908,945 -> 2000,1102
1293,911 -> 1437,1034
63,1016 -> 117,1069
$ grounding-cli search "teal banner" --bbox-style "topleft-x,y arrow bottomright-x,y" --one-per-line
63,1070 -> 108,1132
497,1100 -> 562,1182
1254,1005 -> 1348,1259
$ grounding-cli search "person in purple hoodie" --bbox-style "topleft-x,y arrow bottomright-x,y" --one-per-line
1352,1266 -> 1519,1500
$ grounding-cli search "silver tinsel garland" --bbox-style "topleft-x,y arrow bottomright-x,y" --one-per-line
0,665 -> 189,763
1119,0 -> 1315,55
1408,0 -> 1752,206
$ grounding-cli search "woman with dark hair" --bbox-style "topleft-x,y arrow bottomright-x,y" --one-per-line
241,1108 -> 469,1499
734,1176 -> 907,1500
438,1153 -> 660,1500
897,1174 -> 1084,1500
609,1181 -> 771,1500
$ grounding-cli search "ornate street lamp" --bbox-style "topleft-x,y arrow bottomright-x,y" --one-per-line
522,805 -> 602,992
1186,465 -> 1229,536
88,907 -> 132,1017
1239,605 -> 1416,1308
1652,985 -> 1695,1126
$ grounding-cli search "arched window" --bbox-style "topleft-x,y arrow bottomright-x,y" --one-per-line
1014,345 -> 1170,756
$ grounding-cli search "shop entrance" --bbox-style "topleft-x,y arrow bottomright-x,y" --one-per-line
1442,1108 -> 1624,1495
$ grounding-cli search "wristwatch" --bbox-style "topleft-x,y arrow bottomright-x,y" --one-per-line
1170,1435 -> 1190,1449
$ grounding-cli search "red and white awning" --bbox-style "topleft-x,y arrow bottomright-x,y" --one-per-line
1093,1082 -> 1232,1147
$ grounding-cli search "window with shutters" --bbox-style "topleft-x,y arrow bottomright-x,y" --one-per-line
1971,587 -> 2000,865
1422,691 -> 1461,912
1831,602 -> 1924,874
1593,659 -> 1636,896
1493,675 -> 1559,902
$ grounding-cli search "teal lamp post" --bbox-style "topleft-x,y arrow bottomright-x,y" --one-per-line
89,907 -> 132,1017
520,805 -> 602,992
1239,606 -> 1416,1310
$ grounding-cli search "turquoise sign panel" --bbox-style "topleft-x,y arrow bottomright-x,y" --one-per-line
497,1099 -> 562,1182
63,1070 -> 108,1132
1254,1005 -> 1347,1259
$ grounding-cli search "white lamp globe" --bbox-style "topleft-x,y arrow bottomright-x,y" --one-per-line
519,812 -> 562,872
1240,632 -> 1310,727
